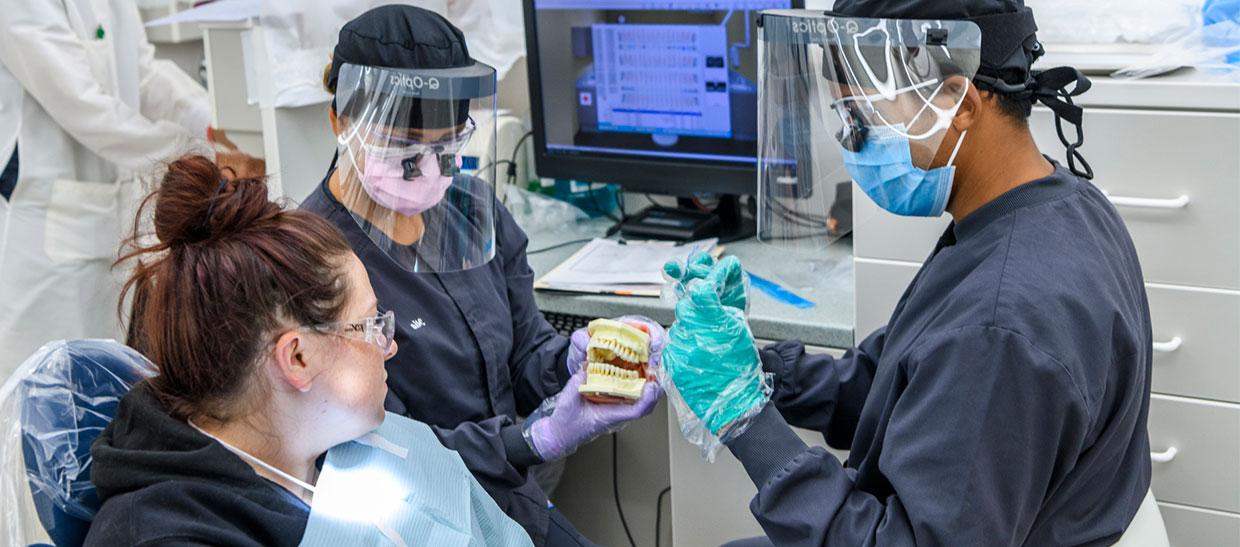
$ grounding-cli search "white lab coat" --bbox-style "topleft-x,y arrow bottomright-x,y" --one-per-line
0,0 -> 211,378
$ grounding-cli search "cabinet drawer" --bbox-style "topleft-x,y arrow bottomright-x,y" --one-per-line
1148,395 -> 1240,513
1157,502 -> 1240,547
854,259 -> 921,338
1147,286 -> 1240,403
854,263 -> 1240,403
854,109 -> 1240,290
1032,108 -> 1240,290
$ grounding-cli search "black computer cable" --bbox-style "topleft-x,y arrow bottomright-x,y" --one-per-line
757,198 -> 838,241
613,433 -> 637,547
654,486 -> 671,547
475,159 -> 516,180
769,209 -> 829,232
766,195 -> 829,225
766,208 -> 832,235
508,130 -> 535,186
603,189 -> 630,238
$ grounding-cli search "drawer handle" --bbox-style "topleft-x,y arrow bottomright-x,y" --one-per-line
1105,194 -> 1190,210
1150,446 -> 1178,464
1152,337 -> 1183,353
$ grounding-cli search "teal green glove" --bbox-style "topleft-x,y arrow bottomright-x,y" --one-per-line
662,269 -> 769,437
663,254 -> 749,312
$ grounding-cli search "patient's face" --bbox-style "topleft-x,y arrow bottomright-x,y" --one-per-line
314,254 -> 393,442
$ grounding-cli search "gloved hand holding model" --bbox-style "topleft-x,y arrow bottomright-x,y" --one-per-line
662,263 -> 770,441
523,368 -> 661,462
664,254 -> 749,312
533,314 -> 664,461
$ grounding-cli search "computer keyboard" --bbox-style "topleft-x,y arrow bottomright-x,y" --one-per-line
542,311 -> 594,337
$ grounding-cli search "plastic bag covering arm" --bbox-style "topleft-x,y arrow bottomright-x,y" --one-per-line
660,266 -> 771,462
1112,0 -> 1240,80
1,340 -> 157,547
332,61 -> 499,273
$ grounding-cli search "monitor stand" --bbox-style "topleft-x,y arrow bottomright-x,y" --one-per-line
618,195 -> 755,243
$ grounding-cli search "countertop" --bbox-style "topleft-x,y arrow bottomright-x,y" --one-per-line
524,218 -> 857,349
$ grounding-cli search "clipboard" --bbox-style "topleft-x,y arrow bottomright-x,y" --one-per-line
534,238 -> 722,297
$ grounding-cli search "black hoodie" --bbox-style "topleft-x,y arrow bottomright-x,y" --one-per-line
86,383 -> 310,546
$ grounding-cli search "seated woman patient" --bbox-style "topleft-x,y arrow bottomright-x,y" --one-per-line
85,155 -> 531,546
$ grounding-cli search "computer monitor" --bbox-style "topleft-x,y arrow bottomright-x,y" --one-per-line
523,0 -> 800,198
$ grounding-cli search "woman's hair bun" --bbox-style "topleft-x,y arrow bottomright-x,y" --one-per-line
153,155 -> 279,245
119,153 -> 356,422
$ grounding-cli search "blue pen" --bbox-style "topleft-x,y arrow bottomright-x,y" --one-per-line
745,270 -> 816,309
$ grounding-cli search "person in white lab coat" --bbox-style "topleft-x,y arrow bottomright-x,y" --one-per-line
0,0 -> 260,379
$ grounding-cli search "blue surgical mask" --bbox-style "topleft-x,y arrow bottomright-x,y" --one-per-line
841,124 -> 967,217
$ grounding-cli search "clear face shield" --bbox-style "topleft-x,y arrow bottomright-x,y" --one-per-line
333,62 -> 498,273
757,11 -> 981,250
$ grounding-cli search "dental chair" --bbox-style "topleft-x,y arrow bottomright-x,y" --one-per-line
0,340 -> 156,547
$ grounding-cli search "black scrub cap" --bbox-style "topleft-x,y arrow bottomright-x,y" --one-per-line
831,0 -> 1094,179
327,5 -> 472,130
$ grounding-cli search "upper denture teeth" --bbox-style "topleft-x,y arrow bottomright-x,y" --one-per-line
586,321 -> 652,366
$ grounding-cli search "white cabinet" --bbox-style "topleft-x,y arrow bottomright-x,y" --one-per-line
851,75 -> 1240,544
1029,109 -> 1240,290
852,187 -> 949,263
1147,395 -> 1240,513
1146,286 -> 1240,403
854,258 -> 920,338
1157,502 -> 1240,547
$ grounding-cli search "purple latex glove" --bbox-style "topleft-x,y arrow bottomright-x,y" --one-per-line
524,369 -> 662,461
565,315 -> 667,376
566,328 -> 591,376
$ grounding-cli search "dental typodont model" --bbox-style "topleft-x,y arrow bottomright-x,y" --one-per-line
579,319 -> 652,404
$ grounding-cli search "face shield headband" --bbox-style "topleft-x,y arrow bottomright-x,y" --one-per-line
330,61 -> 500,274
962,7 -> 1095,179
813,16 -> 981,154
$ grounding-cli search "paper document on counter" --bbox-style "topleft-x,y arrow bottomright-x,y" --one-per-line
535,238 -> 719,296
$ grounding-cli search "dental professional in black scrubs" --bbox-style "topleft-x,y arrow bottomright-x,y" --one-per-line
300,6 -> 665,546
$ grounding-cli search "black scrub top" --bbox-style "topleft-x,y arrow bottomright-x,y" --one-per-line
302,174 -> 570,545
726,162 -> 1153,546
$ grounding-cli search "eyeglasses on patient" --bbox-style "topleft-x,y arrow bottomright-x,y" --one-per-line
307,310 -> 396,354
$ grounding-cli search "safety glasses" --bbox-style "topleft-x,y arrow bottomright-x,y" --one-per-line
828,79 -> 949,151
360,117 -> 477,160
308,310 -> 396,354
371,116 -> 477,148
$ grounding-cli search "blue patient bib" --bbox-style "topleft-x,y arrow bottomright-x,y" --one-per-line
299,412 -> 533,547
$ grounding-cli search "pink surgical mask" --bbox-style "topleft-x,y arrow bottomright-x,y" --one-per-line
359,151 -> 457,216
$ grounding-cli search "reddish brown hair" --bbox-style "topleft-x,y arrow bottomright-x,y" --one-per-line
119,155 -> 354,420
